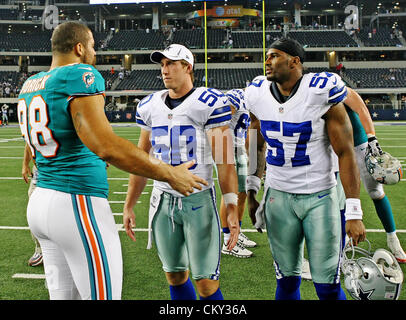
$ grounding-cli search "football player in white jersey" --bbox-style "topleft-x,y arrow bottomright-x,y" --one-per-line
245,38 -> 366,300
219,89 -> 256,258
123,44 -> 240,300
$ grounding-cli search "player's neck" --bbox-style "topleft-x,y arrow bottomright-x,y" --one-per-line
276,72 -> 302,96
168,81 -> 194,99
49,54 -> 81,71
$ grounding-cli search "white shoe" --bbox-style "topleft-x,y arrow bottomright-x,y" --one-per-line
238,232 -> 257,248
301,258 -> 312,281
222,242 -> 253,258
387,234 -> 406,264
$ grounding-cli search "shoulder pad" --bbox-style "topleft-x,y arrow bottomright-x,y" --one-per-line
65,64 -> 105,95
248,75 -> 267,88
137,93 -> 154,109
308,72 -> 347,104
226,88 -> 246,111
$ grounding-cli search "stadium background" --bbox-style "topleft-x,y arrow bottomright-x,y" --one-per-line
0,0 -> 405,302
0,0 -> 405,121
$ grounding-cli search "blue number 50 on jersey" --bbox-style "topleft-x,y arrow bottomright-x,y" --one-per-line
260,120 -> 312,167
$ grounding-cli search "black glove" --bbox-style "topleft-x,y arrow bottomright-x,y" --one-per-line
367,135 -> 383,156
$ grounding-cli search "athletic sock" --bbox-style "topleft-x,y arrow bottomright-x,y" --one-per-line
275,276 -> 301,300
169,278 -> 197,300
314,283 -> 346,300
200,287 -> 224,300
373,196 -> 396,233
340,208 -> 346,251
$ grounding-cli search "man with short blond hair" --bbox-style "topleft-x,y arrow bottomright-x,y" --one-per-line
123,44 -> 240,300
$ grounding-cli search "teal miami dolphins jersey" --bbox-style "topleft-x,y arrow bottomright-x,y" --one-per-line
17,63 -> 108,198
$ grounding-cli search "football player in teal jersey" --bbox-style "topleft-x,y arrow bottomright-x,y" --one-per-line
17,22 -> 207,300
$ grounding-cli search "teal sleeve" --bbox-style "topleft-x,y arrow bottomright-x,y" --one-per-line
345,104 -> 368,146
65,65 -> 105,101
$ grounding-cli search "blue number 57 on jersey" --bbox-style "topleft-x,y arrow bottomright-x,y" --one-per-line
260,120 -> 312,167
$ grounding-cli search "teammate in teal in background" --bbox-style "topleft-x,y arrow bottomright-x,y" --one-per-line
17,21 -> 207,300
301,87 -> 406,281
343,88 -> 406,263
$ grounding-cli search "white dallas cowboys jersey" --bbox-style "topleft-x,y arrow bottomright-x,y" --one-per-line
245,72 -> 347,194
226,89 -> 251,147
136,87 -> 232,197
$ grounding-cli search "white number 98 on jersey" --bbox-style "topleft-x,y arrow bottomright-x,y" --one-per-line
18,96 -> 59,158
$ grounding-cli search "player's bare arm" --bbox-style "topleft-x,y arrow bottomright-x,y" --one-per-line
246,112 -> 266,227
69,94 -> 208,197
345,88 -> 383,156
325,102 -> 366,245
123,129 -> 151,241
208,125 -> 240,251
22,143 -> 33,184
345,87 -> 375,136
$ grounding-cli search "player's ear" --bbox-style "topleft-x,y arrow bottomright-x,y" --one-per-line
288,56 -> 300,69
73,42 -> 84,57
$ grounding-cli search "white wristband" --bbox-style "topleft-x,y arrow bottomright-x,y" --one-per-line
223,193 -> 238,206
345,198 -> 363,221
246,175 -> 261,194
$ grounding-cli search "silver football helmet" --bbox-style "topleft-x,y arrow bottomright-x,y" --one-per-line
341,239 -> 403,300
365,151 -> 403,185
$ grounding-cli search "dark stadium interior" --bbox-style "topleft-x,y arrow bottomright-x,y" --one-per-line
0,0 -> 405,120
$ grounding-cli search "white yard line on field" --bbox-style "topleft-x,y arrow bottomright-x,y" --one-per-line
0,146 -> 24,148
0,157 -> 23,159
2,225 -> 406,233
379,146 -> 406,148
109,200 -> 141,204
113,191 -> 149,195
0,138 -> 24,143
12,273 -> 46,279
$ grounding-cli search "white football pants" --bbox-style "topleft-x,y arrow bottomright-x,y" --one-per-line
27,187 -> 122,300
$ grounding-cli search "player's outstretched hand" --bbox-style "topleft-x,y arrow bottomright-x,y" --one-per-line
226,204 -> 240,251
167,160 -> 208,196
123,207 -> 136,242
346,220 -> 366,246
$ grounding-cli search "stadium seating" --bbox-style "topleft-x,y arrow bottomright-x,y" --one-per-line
113,68 -> 263,91
357,26 -> 402,47
288,31 -> 359,47
0,28 -> 402,52
0,67 -> 404,93
0,31 -> 51,52
107,30 -> 166,50
343,68 -> 406,88
231,31 -> 283,48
